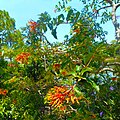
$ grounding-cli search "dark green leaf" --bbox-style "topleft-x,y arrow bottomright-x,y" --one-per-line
66,9 -> 73,21
48,23 -> 53,30
51,28 -> 57,39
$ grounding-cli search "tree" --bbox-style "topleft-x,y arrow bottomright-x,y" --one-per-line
0,1 -> 120,120
57,0 -> 120,42
90,0 -> 120,43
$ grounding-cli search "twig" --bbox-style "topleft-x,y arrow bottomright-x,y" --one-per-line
44,55 -> 47,71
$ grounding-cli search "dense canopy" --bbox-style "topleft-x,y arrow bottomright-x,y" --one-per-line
0,0 -> 120,119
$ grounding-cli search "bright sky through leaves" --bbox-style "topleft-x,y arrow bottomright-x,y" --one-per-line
0,0 -> 120,42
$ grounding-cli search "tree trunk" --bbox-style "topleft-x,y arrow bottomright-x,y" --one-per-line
111,2 -> 120,43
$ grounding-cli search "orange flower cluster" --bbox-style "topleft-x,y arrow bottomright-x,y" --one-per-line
0,88 -> 8,96
45,86 -> 80,110
15,52 -> 31,64
28,20 -> 38,32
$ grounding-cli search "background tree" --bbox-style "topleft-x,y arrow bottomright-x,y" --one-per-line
89,0 -> 120,43
56,0 -> 120,42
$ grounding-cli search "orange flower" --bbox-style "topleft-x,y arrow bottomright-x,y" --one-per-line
0,52 -> 2,56
65,53 -> 69,57
15,52 -> 31,64
91,114 -> 96,119
12,99 -> 17,104
61,70 -> 67,76
11,79 -> 15,83
28,20 -> 38,32
73,29 -> 80,34
0,89 -> 8,96
53,63 -> 61,70
60,106 -> 66,111
0,89 -> 2,94
8,63 -> 15,67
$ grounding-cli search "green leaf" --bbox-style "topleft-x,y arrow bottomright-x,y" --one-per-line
74,86 -> 83,96
61,59 -> 71,69
0,68 -> 4,74
48,23 -> 53,30
75,11 -> 80,21
88,80 -> 99,92
42,24 -> 47,32
104,57 -> 116,63
58,14 -> 64,23
69,71 -> 76,77
76,65 -> 82,72
80,67 -> 93,76
51,28 -> 57,39
66,9 -> 73,21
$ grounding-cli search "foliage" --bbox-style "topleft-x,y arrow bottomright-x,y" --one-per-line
0,1 -> 120,120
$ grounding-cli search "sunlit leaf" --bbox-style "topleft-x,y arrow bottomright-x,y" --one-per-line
73,86 -> 83,96
80,67 -> 93,76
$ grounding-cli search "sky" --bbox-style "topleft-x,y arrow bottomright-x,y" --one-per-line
0,0 -> 120,43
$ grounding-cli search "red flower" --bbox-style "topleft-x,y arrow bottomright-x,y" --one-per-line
3,90 -> 8,95
111,77 -> 117,81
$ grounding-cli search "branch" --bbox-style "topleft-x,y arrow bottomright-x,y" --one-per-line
99,68 -> 114,73
37,32 -> 52,46
112,4 -> 117,25
107,62 -> 120,66
92,5 -> 112,18
44,55 -> 47,71
111,2 -> 120,41
97,5 -> 112,12
68,105 -> 77,112
116,3 -> 120,10
104,0 -> 113,5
